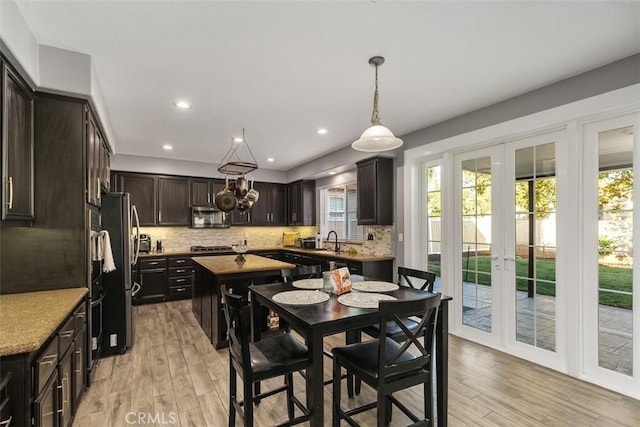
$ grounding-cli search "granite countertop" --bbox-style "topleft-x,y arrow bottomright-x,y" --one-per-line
139,247 -> 394,262
0,288 -> 88,357
192,254 -> 295,275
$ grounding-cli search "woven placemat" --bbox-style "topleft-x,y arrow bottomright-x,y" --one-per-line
292,278 -> 324,290
272,290 -> 330,306
337,293 -> 397,309
351,281 -> 399,292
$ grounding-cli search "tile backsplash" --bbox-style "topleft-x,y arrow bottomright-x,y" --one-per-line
138,225 -> 393,256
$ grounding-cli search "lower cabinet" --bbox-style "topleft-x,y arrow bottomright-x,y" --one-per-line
3,298 -> 87,427
134,256 -> 194,305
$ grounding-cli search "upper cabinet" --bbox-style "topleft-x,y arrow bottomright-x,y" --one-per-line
86,107 -> 111,207
356,156 -> 393,225
158,176 -> 190,225
1,59 -> 34,222
115,172 -> 157,226
251,181 -> 286,226
191,178 -> 224,206
288,180 -> 316,226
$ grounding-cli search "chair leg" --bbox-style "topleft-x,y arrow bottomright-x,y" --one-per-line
347,371 -> 354,398
385,395 -> 393,424
285,373 -> 295,420
243,378 -> 253,427
228,363 -> 237,427
332,358 -> 342,427
377,392 -> 387,427
424,373 -> 433,426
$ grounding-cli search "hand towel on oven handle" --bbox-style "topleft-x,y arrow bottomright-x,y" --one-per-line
100,230 -> 116,273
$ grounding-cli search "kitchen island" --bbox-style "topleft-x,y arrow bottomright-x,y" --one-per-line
192,254 -> 295,349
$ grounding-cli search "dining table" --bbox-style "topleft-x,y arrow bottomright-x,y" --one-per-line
192,254 -> 295,349
250,280 -> 452,427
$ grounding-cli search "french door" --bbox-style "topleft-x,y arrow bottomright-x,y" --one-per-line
582,113 -> 639,395
453,131 -> 564,364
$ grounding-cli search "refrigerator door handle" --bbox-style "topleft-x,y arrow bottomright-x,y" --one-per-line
132,282 -> 141,296
131,204 -> 141,265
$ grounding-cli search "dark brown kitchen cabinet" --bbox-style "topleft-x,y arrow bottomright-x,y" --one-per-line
158,176 -> 190,225
73,324 -> 86,413
135,257 -> 167,304
58,345 -> 73,427
86,109 -> 101,207
287,180 -> 315,225
230,207 -> 252,225
99,138 -> 110,193
1,59 -> 34,222
251,181 -> 286,225
116,173 -> 157,226
191,178 -> 224,206
356,156 -> 393,225
34,370 -> 58,427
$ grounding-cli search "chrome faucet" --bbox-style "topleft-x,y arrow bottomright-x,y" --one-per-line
327,230 -> 339,253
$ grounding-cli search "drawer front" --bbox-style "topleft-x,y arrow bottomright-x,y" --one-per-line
36,336 -> 59,393
168,266 -> 192,277
73,302 -> 87,335
168,257 -> 192,267
58,316 -> 75,357
139,258 -> 167,270
169,284 -> 193,299
347,262 -> 363,275
169,276 -> 192,287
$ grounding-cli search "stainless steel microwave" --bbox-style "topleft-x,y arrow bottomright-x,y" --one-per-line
191,206 -> 230,228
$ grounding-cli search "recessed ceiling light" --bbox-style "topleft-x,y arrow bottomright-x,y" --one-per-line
317,128 -> 328,135
173,100 -> 192,109
328,171 -> 336,175
233,137 -> 244,143
162,144 -> 173,150
267,158 -> 275,162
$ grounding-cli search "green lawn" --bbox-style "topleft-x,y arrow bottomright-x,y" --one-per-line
428,256 -> 632,309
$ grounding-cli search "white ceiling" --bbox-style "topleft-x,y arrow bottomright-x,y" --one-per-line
15,1 -> 640,171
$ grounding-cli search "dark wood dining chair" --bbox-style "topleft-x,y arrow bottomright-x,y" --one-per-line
281,264 -> 322,283
221,286 -> 311,427
332,293 -> 441,426
361,267 -> 436,340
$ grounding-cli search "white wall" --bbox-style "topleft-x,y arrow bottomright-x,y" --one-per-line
0,0 -> 39,84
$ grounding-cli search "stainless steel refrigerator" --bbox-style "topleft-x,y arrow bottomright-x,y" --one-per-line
100,192 -> 140,355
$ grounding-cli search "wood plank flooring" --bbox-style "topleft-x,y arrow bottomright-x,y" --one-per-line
72,300 -> 640,426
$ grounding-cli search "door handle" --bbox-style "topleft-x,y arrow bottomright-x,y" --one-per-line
7,176 -> 13,209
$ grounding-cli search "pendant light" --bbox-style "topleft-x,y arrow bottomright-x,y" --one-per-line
352,56 -> 403,152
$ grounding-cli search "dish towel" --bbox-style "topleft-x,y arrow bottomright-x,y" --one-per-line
101,230 -> 116,273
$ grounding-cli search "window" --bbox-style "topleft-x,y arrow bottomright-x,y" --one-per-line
320,184 -> 363,241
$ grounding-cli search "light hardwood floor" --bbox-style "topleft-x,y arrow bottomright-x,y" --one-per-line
72,300 -> 640,426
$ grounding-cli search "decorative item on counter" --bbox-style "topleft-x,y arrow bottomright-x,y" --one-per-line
282,232 -> 298,247
316,233 -> 322,249
367,232 -> 374,241
231,239 -> 248,262
347,246 -> 357,256
156,239 -> 163,253
330,267 -> 352,295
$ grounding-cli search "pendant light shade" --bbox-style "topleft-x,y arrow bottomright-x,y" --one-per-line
352,56 -> 403,152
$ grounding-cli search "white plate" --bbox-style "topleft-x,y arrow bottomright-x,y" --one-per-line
337,293 -> 397,309
292,278 -> 324,290
352,281 -> 399,292
272,290 -> 330,306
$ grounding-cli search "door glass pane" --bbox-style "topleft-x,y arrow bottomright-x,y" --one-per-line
598,126 -> 633,375
425,165 -> 442,290
514,142 -> 557,351
461,157 -> 492,332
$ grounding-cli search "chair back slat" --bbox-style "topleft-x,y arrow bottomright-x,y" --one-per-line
281,264 -> 322,283
221,286 -> 251,368
398,266 -> 436,292
378,293 -> 440,380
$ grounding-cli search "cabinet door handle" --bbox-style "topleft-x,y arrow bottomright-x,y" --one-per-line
149,262 -> 159,265
176,269 -> 186,273
39,354 -> 58,366
0,416 -> 12,426
176,287 -> 187,292
60,331 -> 74,339
175,278 -> 186,283
159,210 -> 162,223
176,260 -> 186,263
7,176 -> 13,209
208,193 -> 211,204
97,177 -> 101,201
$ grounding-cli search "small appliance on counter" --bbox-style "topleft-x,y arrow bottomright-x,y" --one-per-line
137,234 -> 151,253
300,237 -> 317,249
